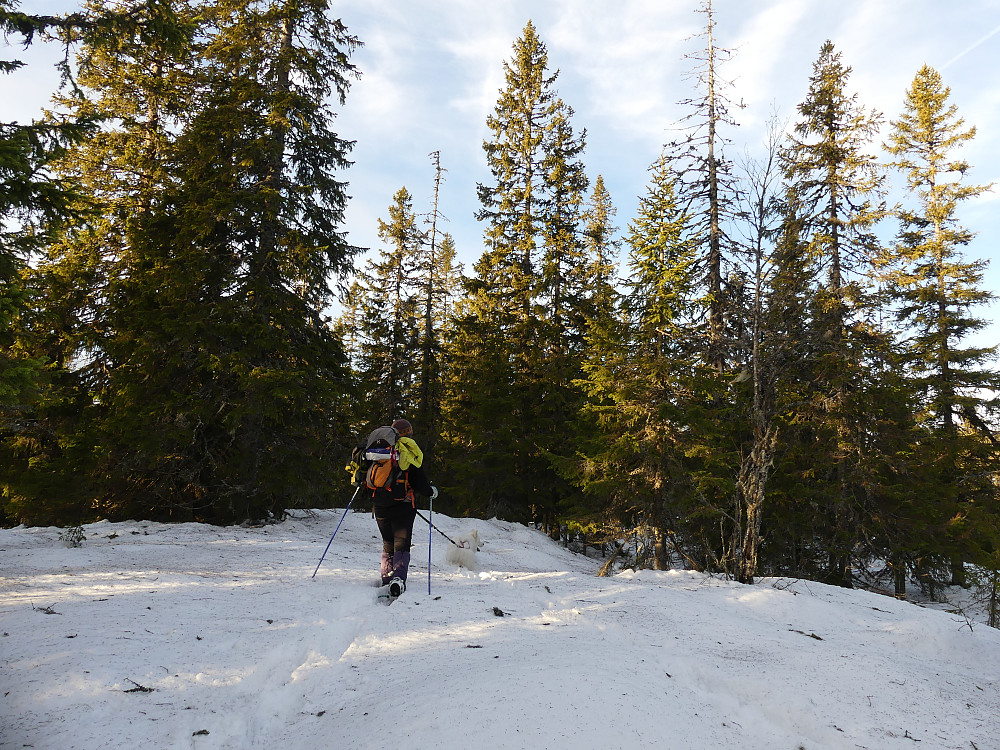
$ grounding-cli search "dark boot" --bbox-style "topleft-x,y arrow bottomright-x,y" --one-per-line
388,577 -> 405,597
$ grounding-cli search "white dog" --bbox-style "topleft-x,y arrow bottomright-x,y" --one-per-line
445,529 -> 482,569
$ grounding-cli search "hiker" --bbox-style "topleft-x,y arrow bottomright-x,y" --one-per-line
371,418 -> 437,596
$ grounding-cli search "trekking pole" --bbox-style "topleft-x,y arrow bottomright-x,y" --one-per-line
415,509 -> 460,546
311,486 -> 361,579
427,495 -> 433,595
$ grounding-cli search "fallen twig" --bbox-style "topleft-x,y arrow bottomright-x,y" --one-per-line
789,628 -> 824,641
123,679 -> 154,694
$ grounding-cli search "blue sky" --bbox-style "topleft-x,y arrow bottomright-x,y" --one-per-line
7,0 -> 1000,348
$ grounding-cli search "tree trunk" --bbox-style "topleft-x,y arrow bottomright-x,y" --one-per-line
654,526 -> 669,570
950,559 -> 968,588
987,571 -> 1000,629
419,151 -> 444,444
892,554 -> 907,599
704,0 -> 724,369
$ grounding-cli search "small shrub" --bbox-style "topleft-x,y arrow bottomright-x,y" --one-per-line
59,525 -> 86,548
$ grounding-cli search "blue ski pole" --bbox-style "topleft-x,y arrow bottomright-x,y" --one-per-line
427,493 -> 433,595
311,486 -> 361,579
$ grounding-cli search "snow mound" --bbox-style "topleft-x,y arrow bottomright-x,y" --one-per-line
2,510 -> 999,749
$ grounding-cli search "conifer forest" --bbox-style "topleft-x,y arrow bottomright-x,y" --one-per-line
2,0 -> 998,603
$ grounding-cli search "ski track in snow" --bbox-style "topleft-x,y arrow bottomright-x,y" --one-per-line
2,511 -> 999,750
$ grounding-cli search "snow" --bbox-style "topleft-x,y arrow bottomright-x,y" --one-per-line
2,510 -> 999,750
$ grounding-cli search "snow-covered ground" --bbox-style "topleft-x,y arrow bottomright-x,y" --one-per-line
2,509 -> 999,750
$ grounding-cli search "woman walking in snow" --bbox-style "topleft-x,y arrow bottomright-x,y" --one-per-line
371,419 -> 437,597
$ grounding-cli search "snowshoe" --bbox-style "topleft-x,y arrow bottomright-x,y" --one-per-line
388,577 -> 405,598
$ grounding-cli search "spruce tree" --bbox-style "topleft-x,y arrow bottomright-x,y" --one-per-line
2,0 -> 196,523
533,97 -> 593,533
353,186 -> 423,421
778,40 -> 894,586
0,2 -> 95,523
342,174 -> 460,470
448,22 -> 592,527
160,0 -> 361,521
666,0 -> 741,366
475,20 -> 554,320
17,0 -> 361,523
884,65 -> 997,435
448,23 -> 556,520
756,184 -> 818,576
883,64 -> 1000,589
575,154 -> 699,569
582,174 -> 620,320
0,3 -> 83,414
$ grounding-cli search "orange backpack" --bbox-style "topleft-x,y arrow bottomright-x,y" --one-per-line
362,426 -> 413,505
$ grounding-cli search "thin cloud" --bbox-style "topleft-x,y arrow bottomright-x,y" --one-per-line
730,0 -> 810,127
942,22 -> 1000,70
547,1 -> 697,145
